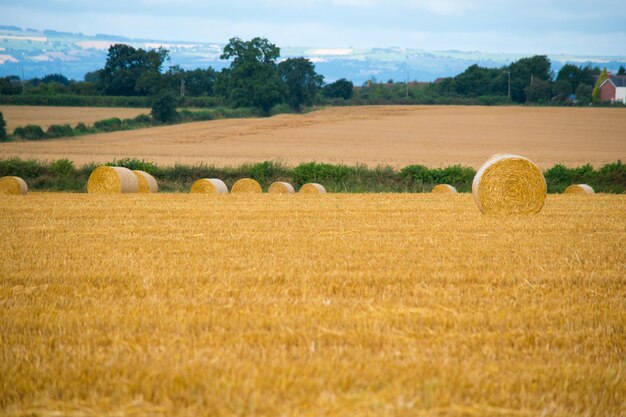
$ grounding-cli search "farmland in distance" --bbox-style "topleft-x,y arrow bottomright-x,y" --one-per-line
1,105 -> 625,169
0,105 -> 149,131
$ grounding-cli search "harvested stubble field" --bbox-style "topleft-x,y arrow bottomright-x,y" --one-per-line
1,193 -> 624,416
0,105 -> 149,131
1,106 -> 625,168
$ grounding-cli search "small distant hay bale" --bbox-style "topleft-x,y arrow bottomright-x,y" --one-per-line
232,178 -> 262,193
268,181 -> 295,194
564,184 -> 595,195
472,154 -> 546,215
0,176 -> 28,195
191,178 -> 228,194
133,170 -> 158,193
432,184 -> 458,194
299,183 -> 326,194
87,166 -> 139,194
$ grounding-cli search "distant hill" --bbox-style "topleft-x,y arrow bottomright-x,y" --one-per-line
1,25 -> 625,84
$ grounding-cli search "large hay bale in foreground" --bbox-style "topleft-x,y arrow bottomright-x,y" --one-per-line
268,181 -> 295,194
564,184 -> 595,195
0,176 -> 28,195
300,183 -> 326,194
133,170 -> 159,193
191,178 -> 228,194
232,178 -> 262,193
472,154 -> 546,215
87,166 -> 139,194
432,184 -> 458,194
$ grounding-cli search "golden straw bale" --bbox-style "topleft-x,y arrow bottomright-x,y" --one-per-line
87,166 -> 139,194
564,184 -> 595,195
133,170 -> 159,193
0,176 -> 28,195
299,183 -> 326,194
191,178 -> 229,194
472,154 -> 546,215
268,181 -> 295,194
432,184 -> 458,194
231,178 -> 262,193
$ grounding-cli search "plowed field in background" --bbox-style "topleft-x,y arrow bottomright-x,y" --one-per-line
1,193 -> 624,416
0,106 -> 625,168
0,105 -> 149,130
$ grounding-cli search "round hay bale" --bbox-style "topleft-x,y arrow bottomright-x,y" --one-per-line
191,178 -> 228,194
268,181 -> 295,194
472,154 -> 546,215
231,178 -> 262,193
564,184 -> 595,195
299,183 -> 326,194
87,166 -> 139,194
432,184 -> 458,194
133,170 -> 159,193
0,176 -> 28,195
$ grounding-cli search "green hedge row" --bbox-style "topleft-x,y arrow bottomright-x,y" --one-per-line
0,94 -> 227,108
1,158 -> 624,193
4,108 -> 258,142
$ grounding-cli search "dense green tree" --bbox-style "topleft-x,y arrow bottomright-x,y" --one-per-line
164,66 -> 217,97
575,83 -> 593,104
0,111 -> 6,140
0,76 -> 22,95
150,90 -> 179,123
524,78 -> 552,103
553,80 -> 572,101
40,73 -> 70,85
278,57 -> 324,111
323,78 -> 354,99
217,37 -> 283,115
100,44 -> 169,96
508,55 -> 552,103
454,64 -> 505,96
618,66 -> 626,76
556,64 -> 595,91
592,68 -> 609,102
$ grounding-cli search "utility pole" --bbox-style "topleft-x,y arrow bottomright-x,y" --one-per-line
21,65 -> 25,94
180,78 -> 185,98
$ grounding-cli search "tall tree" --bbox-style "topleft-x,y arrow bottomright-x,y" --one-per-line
100,44 -> 169,96
618,66 -> 626,76
279,58 -> 324,111
217,37 -> 283,115
508,55 -> 552,103
592,68 -> 609,102
323,78 -> 354,99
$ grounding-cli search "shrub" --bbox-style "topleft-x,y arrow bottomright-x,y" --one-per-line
46,124 -> 74,138
13,124 -> 45,140
50,158 -> 76,176
93,117 -> 122,132
151,91 -> 179,123
74,123 -> 90,134
109,158 -> 159,175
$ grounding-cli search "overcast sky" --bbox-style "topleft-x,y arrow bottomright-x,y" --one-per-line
1,0 -> 625,55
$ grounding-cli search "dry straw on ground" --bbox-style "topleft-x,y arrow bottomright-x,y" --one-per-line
0,176 -> 28,195
231,178 -> 262,193
472,154 -> 546,215
299,183 -> 326,193
1,193 -> 624,417
87,166 -> 139,194
268,182 -> 295,194
431,184 -> 458,194
564,184 -> 595,194
133,170 -> 158,193
190,178 -> 229,194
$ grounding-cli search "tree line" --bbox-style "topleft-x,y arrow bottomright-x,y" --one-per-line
1,36 -> 624,122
